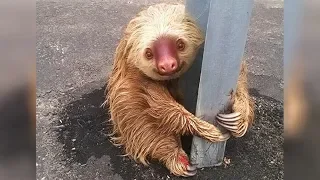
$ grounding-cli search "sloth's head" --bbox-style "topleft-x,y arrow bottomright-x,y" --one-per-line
123,4 -> 204,80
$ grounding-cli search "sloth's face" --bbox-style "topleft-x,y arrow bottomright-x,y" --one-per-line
127,4 -> 204,81
140,35 -> 192,80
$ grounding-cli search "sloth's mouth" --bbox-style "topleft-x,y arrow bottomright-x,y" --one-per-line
154,61 -> 185,78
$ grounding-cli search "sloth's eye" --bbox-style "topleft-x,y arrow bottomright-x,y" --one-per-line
176,39 -> 185,51
145,48 -> 154,60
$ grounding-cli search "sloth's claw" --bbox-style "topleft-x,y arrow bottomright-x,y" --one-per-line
187,164 -> 197,172
182,170 -> 197,177
216,112 -> 248,137
175,155 -> 197,177
216,120 -> 238,131
217,112 -> 242,131
182,165 -> 197,177
217,112 -> 241,121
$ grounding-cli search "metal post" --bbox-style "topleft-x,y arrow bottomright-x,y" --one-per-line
181,0 -> 253,168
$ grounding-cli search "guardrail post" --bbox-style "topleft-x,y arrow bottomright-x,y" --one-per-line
181,0 -> 254,168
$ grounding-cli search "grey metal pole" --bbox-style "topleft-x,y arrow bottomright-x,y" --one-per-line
182,0 -> 254,168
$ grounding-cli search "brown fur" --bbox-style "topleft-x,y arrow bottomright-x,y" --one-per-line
106,3 -> 254,176
231,61 -> 255,137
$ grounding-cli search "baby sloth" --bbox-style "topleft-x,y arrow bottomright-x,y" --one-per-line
106,3 -> 254,177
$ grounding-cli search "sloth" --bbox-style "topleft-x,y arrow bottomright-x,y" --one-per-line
106,3 -> 254,177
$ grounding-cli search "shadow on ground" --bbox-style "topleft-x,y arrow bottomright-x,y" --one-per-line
57,84 -> 283,180
57,85 -> 171,179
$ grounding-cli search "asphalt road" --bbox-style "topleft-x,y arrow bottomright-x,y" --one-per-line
36,0 -> 284,179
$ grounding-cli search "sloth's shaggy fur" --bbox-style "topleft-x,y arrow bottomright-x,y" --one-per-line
106,3 -> 254,176
231,61 -> 255,137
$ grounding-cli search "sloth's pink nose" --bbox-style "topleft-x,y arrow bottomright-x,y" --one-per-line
157,57 -> 178,75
